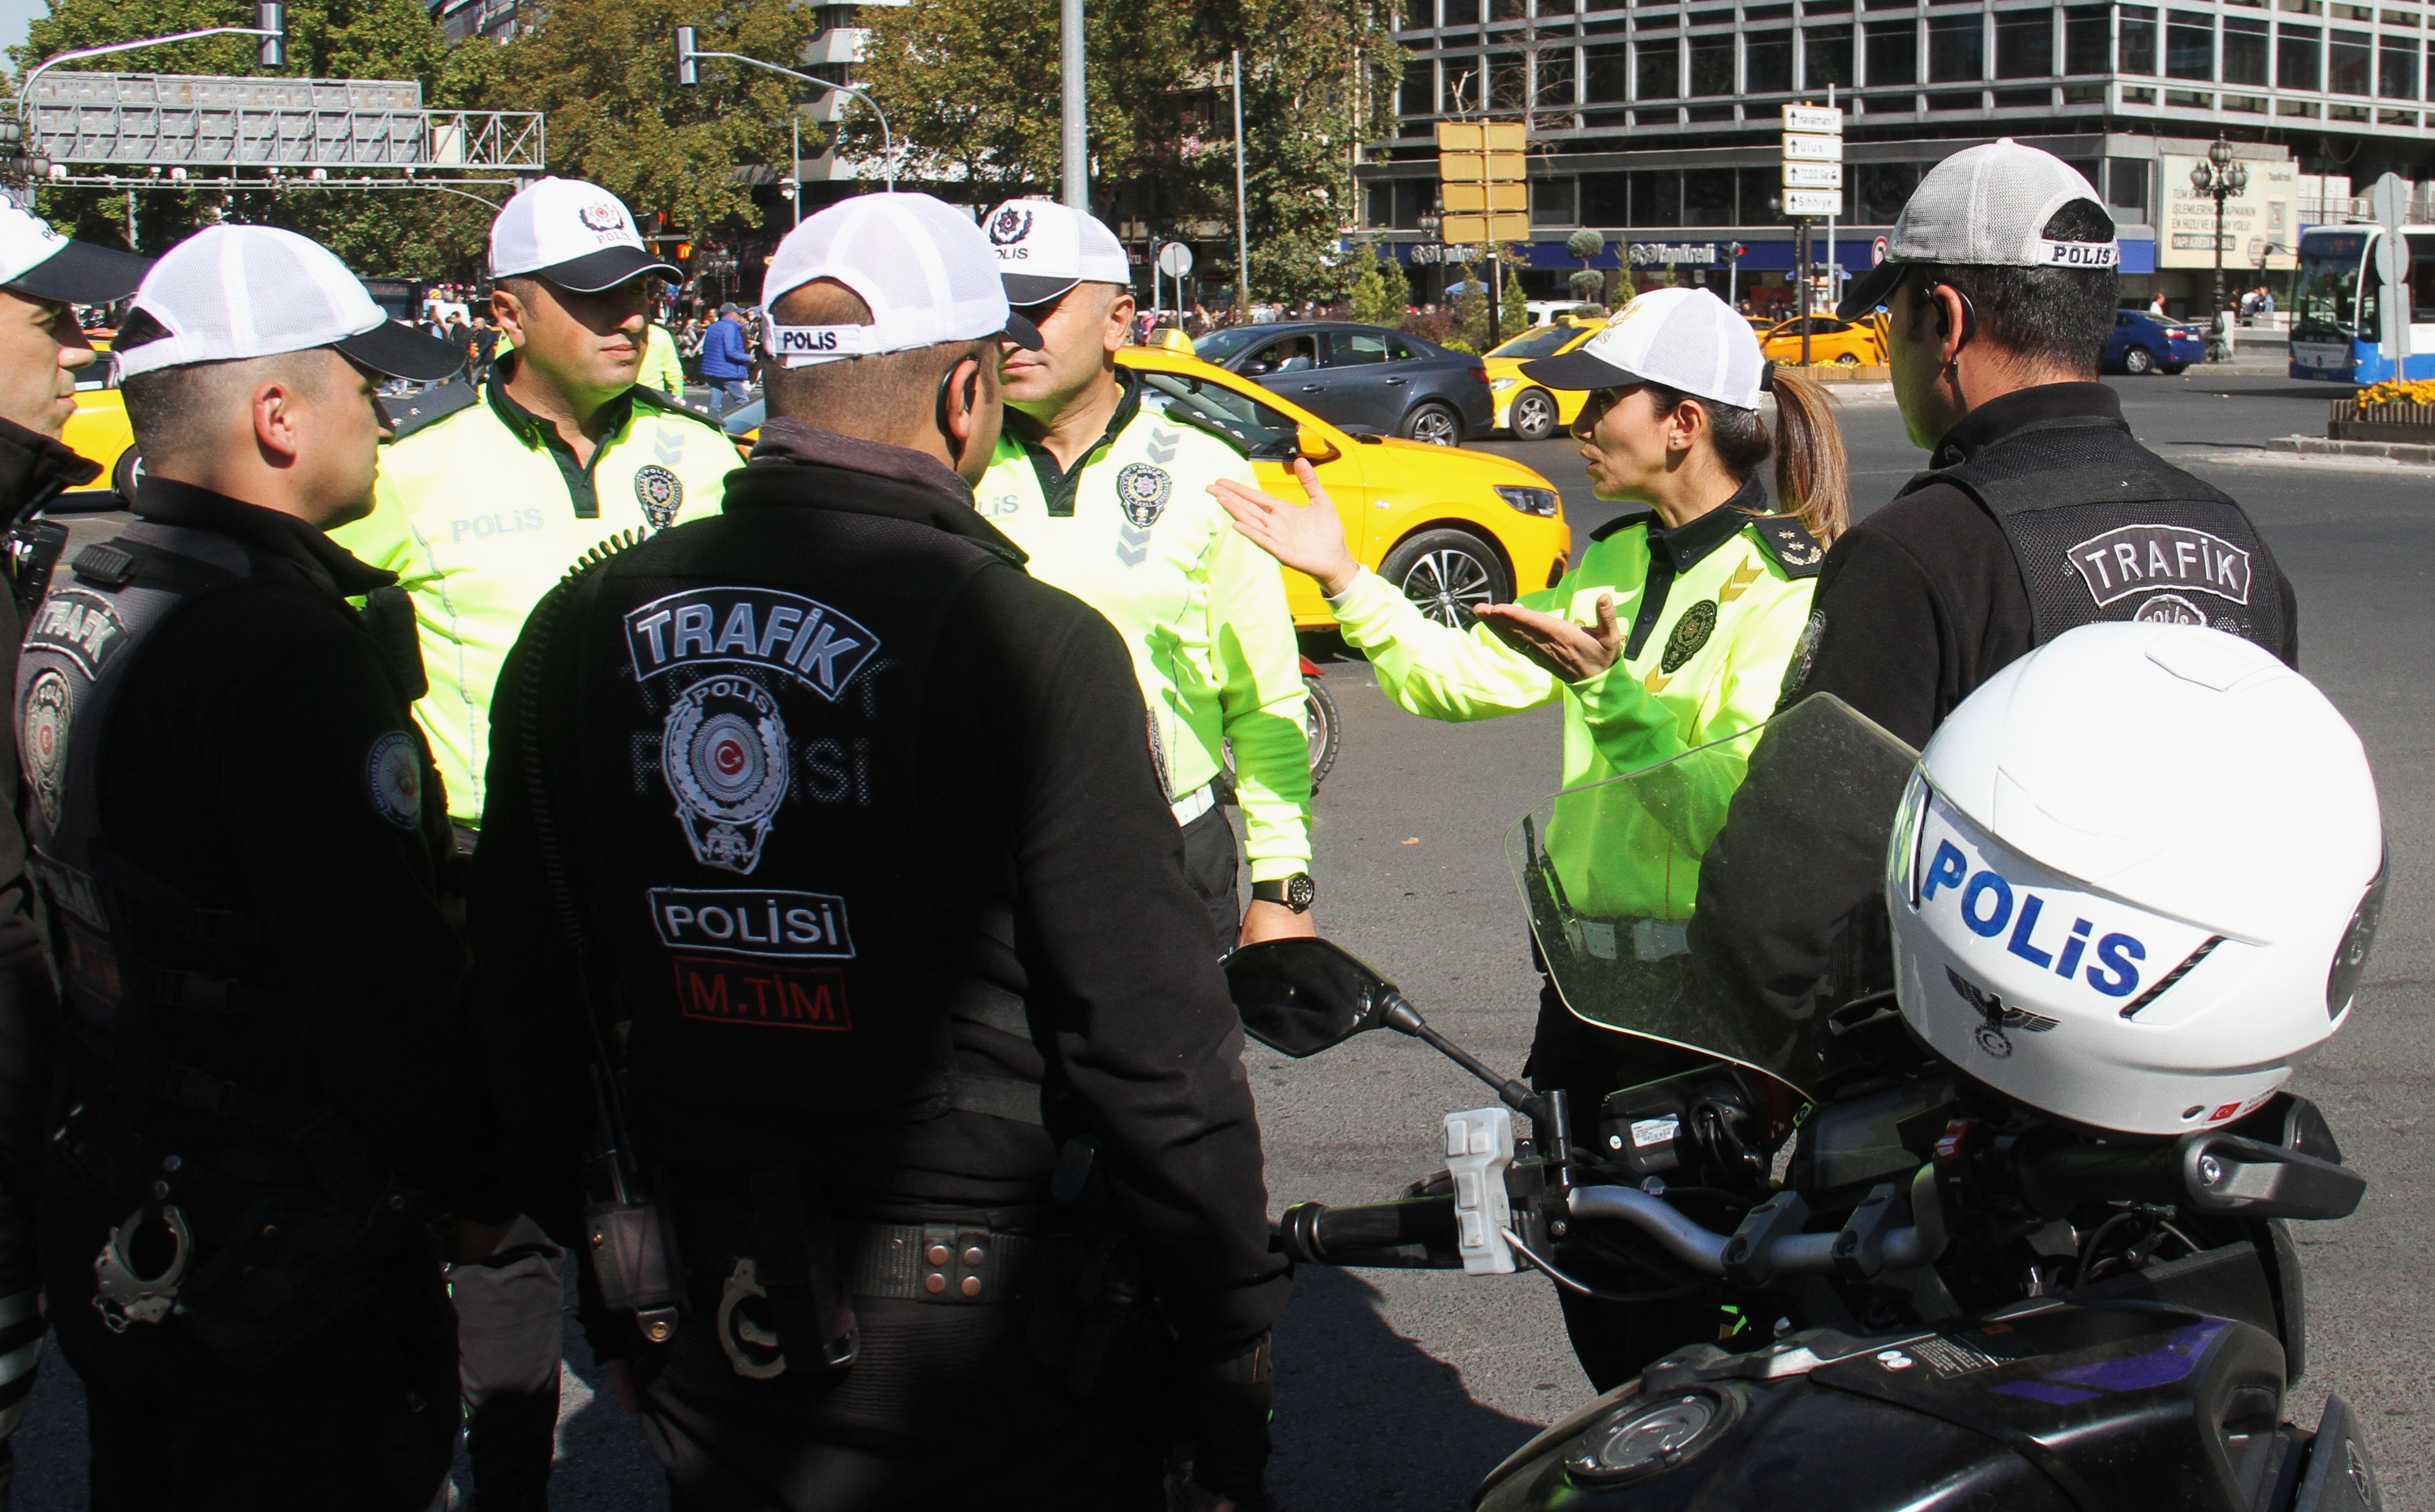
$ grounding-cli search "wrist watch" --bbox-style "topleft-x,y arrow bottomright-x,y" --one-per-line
1251,873 -> 1317,914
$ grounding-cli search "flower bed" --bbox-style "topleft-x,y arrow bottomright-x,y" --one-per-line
2330,392 -> 2435,441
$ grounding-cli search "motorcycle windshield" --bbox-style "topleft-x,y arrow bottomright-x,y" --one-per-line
1505,694 -> 1921,1098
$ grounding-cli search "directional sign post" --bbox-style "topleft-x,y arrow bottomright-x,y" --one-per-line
1781,103 -> 1844,364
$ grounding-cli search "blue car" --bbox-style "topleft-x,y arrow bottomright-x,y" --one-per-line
2106,309 -> 2209,375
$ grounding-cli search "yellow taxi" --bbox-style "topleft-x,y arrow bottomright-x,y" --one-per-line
1482,320 -> 1606,442
1760,314 -> 1885,366
724,346 -> 1574,630
61,384 -> 132,496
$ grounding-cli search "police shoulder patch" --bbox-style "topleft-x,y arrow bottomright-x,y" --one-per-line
365,729 -> 423,830
385,380 -> 480,442
1748,516 -> 1826,576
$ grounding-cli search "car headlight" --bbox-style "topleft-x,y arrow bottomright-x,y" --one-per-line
1563,1387 -> 1738,1486
1490,377 -> 1519,392
1495,485 -> 1560,517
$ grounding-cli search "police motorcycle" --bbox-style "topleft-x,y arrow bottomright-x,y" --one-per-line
1232,623 -> 2389,1511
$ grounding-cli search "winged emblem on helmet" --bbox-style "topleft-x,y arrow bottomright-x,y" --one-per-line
1947,967 -> 2057,1058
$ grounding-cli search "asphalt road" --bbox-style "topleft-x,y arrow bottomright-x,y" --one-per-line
11,372 -> 2434,1509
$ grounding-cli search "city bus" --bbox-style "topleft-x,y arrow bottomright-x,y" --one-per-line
2289,224 -> 2435,383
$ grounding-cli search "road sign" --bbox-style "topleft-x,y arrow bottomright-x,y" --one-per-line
1781,103 -> 1843,135
1440,212 -> 1530,242
1782,161 -> 1842,189
1441,180 -> 1526,212
1783,189 -> 1844,217
1872,235 -> 1889,266
1157,241 -> 1194,278
1781,132 -> 1842,163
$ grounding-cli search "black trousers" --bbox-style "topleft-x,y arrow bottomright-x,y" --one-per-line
41,1168 -> 459,1511
1524,972 -> 1717,1394
1179,805 -> 1243,955
636,1276 -> 1166,1510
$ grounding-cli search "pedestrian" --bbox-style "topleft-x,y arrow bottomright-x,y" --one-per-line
331,177 -> 734,1511
699,300 -> 753,416
472,190 -> 1286,1512
19,224 -> 498,1508
639,307 -> 689,400
0,204 -> 150,1508
2149,289 -> 2167,317
1214,286 -> 1846,1389
979,199 -> 1319,951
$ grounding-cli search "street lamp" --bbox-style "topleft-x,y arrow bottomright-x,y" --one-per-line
674,27 -> 895,192
2189,137 -> 2249,357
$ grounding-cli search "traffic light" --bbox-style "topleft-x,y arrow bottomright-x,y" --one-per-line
258,1 -> 285,68
674,241 -> 692,261
1436,122 -> 1527,244
675,26 -> 699,86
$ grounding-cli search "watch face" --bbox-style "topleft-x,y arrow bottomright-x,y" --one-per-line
1285,873 -> 1316,912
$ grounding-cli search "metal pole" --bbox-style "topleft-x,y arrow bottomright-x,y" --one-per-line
125,188 -> 136,252
2211,187 -> 2226,328
791,114 -> 800,226
1061,0 -> 1087,211
1825,85 -> 1836,314
1799,220 -> 1812,365
1232,50 -> 1251,315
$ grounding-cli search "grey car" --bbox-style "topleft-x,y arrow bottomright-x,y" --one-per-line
1191,321 -> 1494,446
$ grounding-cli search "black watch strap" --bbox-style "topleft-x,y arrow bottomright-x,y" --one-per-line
1251,873 -> 1316,913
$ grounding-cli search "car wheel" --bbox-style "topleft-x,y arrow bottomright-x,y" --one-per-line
1509,388 -> 1559,442
1302,674 -> 1342,788
1379,528 -> 1511,628
2159,363 -> 2187,375
1835,353 -> 1860,365
1402,401 -> 1463,446
2123,345 -> 2155,375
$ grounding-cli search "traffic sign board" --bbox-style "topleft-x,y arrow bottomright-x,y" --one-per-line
1157,242 -> 1194,278
1871,235 -> 1889,266
1782,161 -> 1843,189
1781,103 -> 1843,134
1781,132 -> 1843,162
1442,180 -> 1527,212
1441,212 -> 1530,242
1783,189 -> 1844,217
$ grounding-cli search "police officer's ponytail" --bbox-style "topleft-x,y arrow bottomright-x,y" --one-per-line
1659,367 -> 1850,547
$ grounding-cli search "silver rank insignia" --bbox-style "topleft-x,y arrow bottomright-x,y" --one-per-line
663,675 -> 790,875
635,464 -> 683,531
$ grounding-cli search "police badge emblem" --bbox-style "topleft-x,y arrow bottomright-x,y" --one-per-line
634,464 -> 683,530
1660,600 -> 1719,675
664,675 -> 790,875
365,729 -> 423,830
988,206 -> 1033,246
1115,462 -> 1172,529
21,670 -> 70,831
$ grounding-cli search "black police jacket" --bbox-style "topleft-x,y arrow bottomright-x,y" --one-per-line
471,419 -> 1290,1359
54,478 -> 506,1219
1785,382 -> 2300,748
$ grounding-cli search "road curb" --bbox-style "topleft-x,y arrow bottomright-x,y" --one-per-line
2263,435 -> 2435,467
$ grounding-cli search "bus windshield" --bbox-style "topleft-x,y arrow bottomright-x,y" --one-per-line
2295,231 -> 2368,338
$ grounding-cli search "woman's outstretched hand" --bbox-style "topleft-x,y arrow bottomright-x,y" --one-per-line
1211,459 -> 1361,597
1474,593 -> 1624,682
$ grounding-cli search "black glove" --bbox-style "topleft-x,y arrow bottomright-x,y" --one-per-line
1190,1333 -> 1276,1512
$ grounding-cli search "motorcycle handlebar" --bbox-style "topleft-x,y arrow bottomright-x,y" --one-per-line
1275,1196 -> 1463,1268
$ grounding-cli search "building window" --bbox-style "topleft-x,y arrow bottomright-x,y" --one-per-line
1630,169 -> 1683,224
1995,9 -> 2054,75
1805,24 -> 1856,85
2166,11 -> 2214,77
1683,168 -> 1734,224
1400,58 -> 1435,116
2279,23 -> 2322,85
1539,45 -> 1580,103
1586,41 -> 1629,96
1489,50 -> 1530,108
2107,157 -> 2149,216
2381,33 -> 2419,93
1748,29 -> 1795,89
1444,0 -> 1482,25
1491,0 -> 1528,19
1367,179 -> 1432,229
2120,6 -> 2159,71
1533,177 -> 1580,225
2224,16 -> 2270,80
1857,160 -> 1921,220
1737,164 -> 1783,221
2064,4 -> 2110,70
1638,37 -> 1681,96
1582,171 -> 1630,223
2331,27 -> 2372,90
1442,55 -> 1483,111
1928,13 -> 1985,79
1690,33 -> 1735,91
1867,18 -> 1919,80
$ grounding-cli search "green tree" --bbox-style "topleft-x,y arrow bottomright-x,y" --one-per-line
1346,242 -> 1408,326
1222,0 -> 1400,306
1499,254 -> 1527,335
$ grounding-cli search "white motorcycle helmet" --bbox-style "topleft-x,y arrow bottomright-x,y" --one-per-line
1887,623 -> 2384,1136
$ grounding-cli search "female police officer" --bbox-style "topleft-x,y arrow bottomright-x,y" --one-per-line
1212,286 -> 1847,1387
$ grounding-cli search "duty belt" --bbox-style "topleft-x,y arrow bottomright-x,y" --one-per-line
846,1221 -> 1046,1306
1171,782 -> 1218,827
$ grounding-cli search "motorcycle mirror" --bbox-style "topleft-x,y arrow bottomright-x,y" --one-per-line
1225,939 -> 1405,1057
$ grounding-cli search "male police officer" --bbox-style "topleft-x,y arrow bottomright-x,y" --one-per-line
1784,140 -> 2298,739
0,205 -> 149,1506
978,199 -> 1318,949
472,192 -> 1287,1511
336,178 -> 734,1505
18,226 -> 499,1507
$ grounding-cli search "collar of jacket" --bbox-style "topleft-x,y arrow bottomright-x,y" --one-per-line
732,417 -> 1030,566
1928,381 -> 2124,470
131,476 -> 399,599
0,414 -> 100,526
1645,472 -> 1771,573
484,351 -> 637,450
